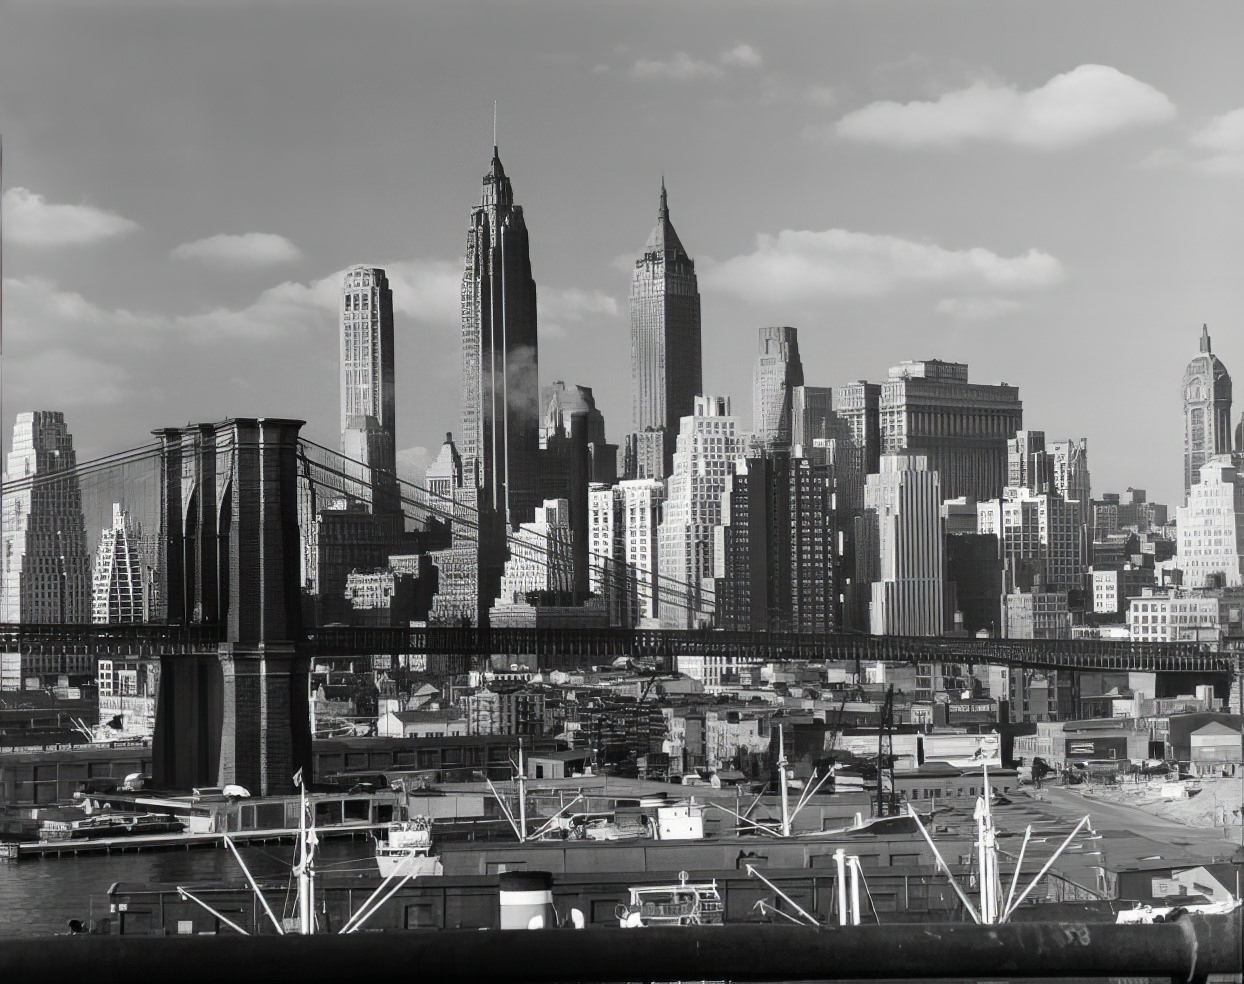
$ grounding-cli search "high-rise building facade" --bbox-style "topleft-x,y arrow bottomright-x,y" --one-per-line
862,453 -> 944,636
978,490 -> 1086,593
92,503 -> 145,623
340,266 -> 399,515
1007,430 -> 1053,494
1182,324 -> 1233,503
657,396 -> 745,628
713,453 -> 835,632
1177,455 -> 1244,589
588,479 -> 663,626
1,411 -> 91,623
751,326 -> 804,450
629,182 -> 701,475
461,146 -> 541,530
791,385 -> 835,451
1047,438 -> 1091,505
879,360 -> 1022,503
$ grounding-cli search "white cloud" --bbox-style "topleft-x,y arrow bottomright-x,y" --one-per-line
537,287 -> 620,340
833,65 -> 1175,150
629,52 -> 723,82
2,187 -> 139,246
804,85 -> 838,108
171,231 -> 303,267
627,44 -> 764,82
936,296 -> 1023,320
1187,108 -> 1244,173
702,228 -> 1065,305
719,44 -> 763,69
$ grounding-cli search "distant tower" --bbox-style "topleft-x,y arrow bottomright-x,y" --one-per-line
460,145 -> 541,531
340,266 -> 399,515
751,326 -> 804,450
1,411 -> 92,623
92,503 -> 144,623
629,181 -> 702,476
1182,324 -> 1233,503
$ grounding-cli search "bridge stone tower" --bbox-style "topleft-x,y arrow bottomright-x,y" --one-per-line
152,418 -> 310,795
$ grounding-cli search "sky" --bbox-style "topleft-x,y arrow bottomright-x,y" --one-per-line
2,0 -> 1244,507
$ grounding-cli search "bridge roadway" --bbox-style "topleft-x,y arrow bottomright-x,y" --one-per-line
1,622 -> 1236,676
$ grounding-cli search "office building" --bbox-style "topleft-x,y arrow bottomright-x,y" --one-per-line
977,490 -> 1086,593
751,326 -> 804,450
657,396 -> 745,627
1182,324 -> 1233,502
628,182 -> 701,477
879,360 -> 1022,502
1008,430 -> 1053,494
91,504 -> 145,624
791,386 -> 835,451
589,479 -> 663,626
713,453 -> 835,632
340,266 -> 399,515
862,453 -> 944,636
460,145 -> 541,530
1,411 -> 91,623
424,433 -> 463,521
1177,455 -> 1244,589
1048,438 -> 1091,505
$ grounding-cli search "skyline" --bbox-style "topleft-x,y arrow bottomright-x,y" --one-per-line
3,2 -> 1244,506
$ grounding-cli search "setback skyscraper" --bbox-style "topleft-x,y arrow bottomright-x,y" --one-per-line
92,503 -> 145,623
1,411 -> 92,623
340,266 -> 399,515
1182,324 -> 1233,503
629,181 -> 701,477
751,326 -> 804,450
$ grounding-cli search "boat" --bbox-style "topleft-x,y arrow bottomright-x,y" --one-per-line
616,870 -> 724,928
39,811 -> 185,841
374,816 -> 444,879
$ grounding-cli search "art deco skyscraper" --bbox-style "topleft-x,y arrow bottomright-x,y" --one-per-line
1182,324 -> 1233,503
340,265 -> 399,515
751,326 -> 804,450
92,503 -> 145,623
461,146 -> 541,530
629,181 -> 702,475
1,411 -> 92,623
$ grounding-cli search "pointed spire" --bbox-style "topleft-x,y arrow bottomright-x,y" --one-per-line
1200,323 -> 1212,354
643,178 -> 686,258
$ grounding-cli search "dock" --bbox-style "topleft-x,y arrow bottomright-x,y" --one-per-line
11,821 -> 384,859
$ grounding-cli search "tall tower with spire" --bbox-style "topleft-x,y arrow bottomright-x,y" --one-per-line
1183,324 -> 1233,502
628,181 -> 702,477
460,145 -> 541,531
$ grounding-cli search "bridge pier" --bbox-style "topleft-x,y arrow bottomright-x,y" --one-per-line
152,418 -> 309,794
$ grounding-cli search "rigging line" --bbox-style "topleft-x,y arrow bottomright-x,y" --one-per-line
1,443 -> 166,494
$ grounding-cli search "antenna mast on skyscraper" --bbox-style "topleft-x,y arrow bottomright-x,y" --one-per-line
493,101 -> 498,154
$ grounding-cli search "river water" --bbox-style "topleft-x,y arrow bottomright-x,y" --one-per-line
0,839 -> 374,937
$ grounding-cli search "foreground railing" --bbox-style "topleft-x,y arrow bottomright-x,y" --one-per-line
1,912 -> 1240,983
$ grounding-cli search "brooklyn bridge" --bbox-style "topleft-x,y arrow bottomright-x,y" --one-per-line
3,417 -> 1238,797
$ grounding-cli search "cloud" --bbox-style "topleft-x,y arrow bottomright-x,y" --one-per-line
936,296 -> 1023,320
804,85 -> 838,109
832,65 -> 1175,150
2,187 -> 139,246
702,228 -> 1065,305
1186,108 -> 1244,174
171,232 -> 303,267
719,44 -> 763,69
626,44 -> 764,82
537,287 -> 620,340
629,52 -> 723,82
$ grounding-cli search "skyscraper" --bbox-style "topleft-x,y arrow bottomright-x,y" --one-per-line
751,326 -> 804,450
1182,324 -> 1233,503
1,411 -> 92,623
340,266 -> 399,515
1177,455 -> 1244,589
879,360 -> 1022,503
92,503 -> 145,623
657,396 -> 745,628
862,453 -> 945,637
461,146 -> 541,530
629,181 -> 701,476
